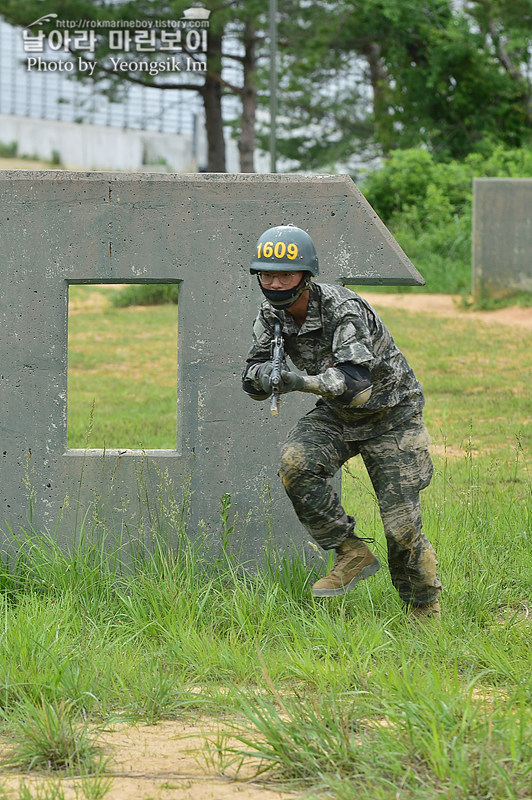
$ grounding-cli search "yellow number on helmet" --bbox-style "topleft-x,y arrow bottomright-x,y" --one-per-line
262,241 -> 274,258
274,241 -> 286,258
287,243 -> 298,260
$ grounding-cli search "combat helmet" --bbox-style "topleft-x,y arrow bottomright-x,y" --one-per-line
250,225 -> 319,276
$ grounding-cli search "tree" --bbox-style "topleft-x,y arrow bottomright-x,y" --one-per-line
266,0 -> 532,169
256,0 -> 378,172
4,0 -> 531,174
378,0 -> 532,159
0,0 -> 270,172
466,0 -> 532,127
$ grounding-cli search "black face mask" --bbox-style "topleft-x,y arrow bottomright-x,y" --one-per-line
259,275 -> 309,309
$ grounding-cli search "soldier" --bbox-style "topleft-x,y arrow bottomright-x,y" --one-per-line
242,225 -> 442,618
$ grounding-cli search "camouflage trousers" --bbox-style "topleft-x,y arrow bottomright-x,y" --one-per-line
278,407 -> 442,605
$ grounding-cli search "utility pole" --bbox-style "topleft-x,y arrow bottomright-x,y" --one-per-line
269,0 -> 278,172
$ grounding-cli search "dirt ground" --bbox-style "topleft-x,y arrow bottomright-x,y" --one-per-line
69,284 -> 532,330
0,156 -> 58,171
362,292 -> 532,329
0,718 -> 297,800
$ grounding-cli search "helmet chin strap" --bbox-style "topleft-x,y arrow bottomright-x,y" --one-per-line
258,274 -> 311,309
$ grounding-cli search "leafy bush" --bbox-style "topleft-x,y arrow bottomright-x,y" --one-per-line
0,141 -> 18,158
360,145 -> 532,293
111,283 -> 179,307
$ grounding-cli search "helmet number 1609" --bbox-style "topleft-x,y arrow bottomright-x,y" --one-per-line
257,241 -> 299,260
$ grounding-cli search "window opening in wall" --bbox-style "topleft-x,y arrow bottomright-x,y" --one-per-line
67,283 -> 178,450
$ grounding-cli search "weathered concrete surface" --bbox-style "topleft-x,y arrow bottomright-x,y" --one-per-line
0,171 -> 424,565
473,178 -> 532,298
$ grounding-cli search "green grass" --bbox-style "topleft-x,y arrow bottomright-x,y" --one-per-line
375,306 -> 532,456
3,699 -> 101,773
1,288 -> 531,797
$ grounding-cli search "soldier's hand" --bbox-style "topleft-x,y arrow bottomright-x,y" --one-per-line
256,361 -> 274,392
280,370 -> 306,393
281,367 -> 347,397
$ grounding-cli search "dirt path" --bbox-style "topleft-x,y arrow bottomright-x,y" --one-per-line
0,157 -> 57,170
361,293 -> 532,329
0,719 -> 295,800
70,284 -> 532,330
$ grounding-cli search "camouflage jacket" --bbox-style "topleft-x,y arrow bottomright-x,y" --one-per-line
243,282 -> 425,441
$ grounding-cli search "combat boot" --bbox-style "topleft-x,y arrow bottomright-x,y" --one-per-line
312,537 -> 380,597
409,600 -> 441,621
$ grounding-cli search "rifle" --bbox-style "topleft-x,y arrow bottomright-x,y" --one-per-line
270,318 -> 285,416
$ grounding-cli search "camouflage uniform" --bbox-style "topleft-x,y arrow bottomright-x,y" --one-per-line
243,282 -> 442,606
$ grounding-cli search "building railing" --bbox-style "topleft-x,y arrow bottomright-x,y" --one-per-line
0,18 -> 202,136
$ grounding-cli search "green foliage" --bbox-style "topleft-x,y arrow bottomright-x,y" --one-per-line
383,7 -> 531,160
111,283 -> 179,307
269,0 -> 532,169
0,141 -> 18,158
360,144 -> 532,293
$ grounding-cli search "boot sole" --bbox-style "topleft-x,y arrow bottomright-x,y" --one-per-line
312,558 -> 381,597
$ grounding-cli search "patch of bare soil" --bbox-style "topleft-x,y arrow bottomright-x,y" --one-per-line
428,443 -> 473,459
496,602 -> 531,627
0,157 -> 58,171
362,293 -> 532,330
0,719 -> 295,800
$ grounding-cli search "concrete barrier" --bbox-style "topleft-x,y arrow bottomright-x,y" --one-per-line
0,171 -> 424,564
473,178 -> 532,299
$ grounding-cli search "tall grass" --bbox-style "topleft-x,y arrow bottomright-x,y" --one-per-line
215,675 -> 531,798
0,466 -> 529,796
0,448 -> 530,796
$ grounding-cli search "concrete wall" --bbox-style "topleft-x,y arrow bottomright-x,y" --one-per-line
473,178 -> 532,298
0,114 -> 196,172
0,172 -> 424,566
